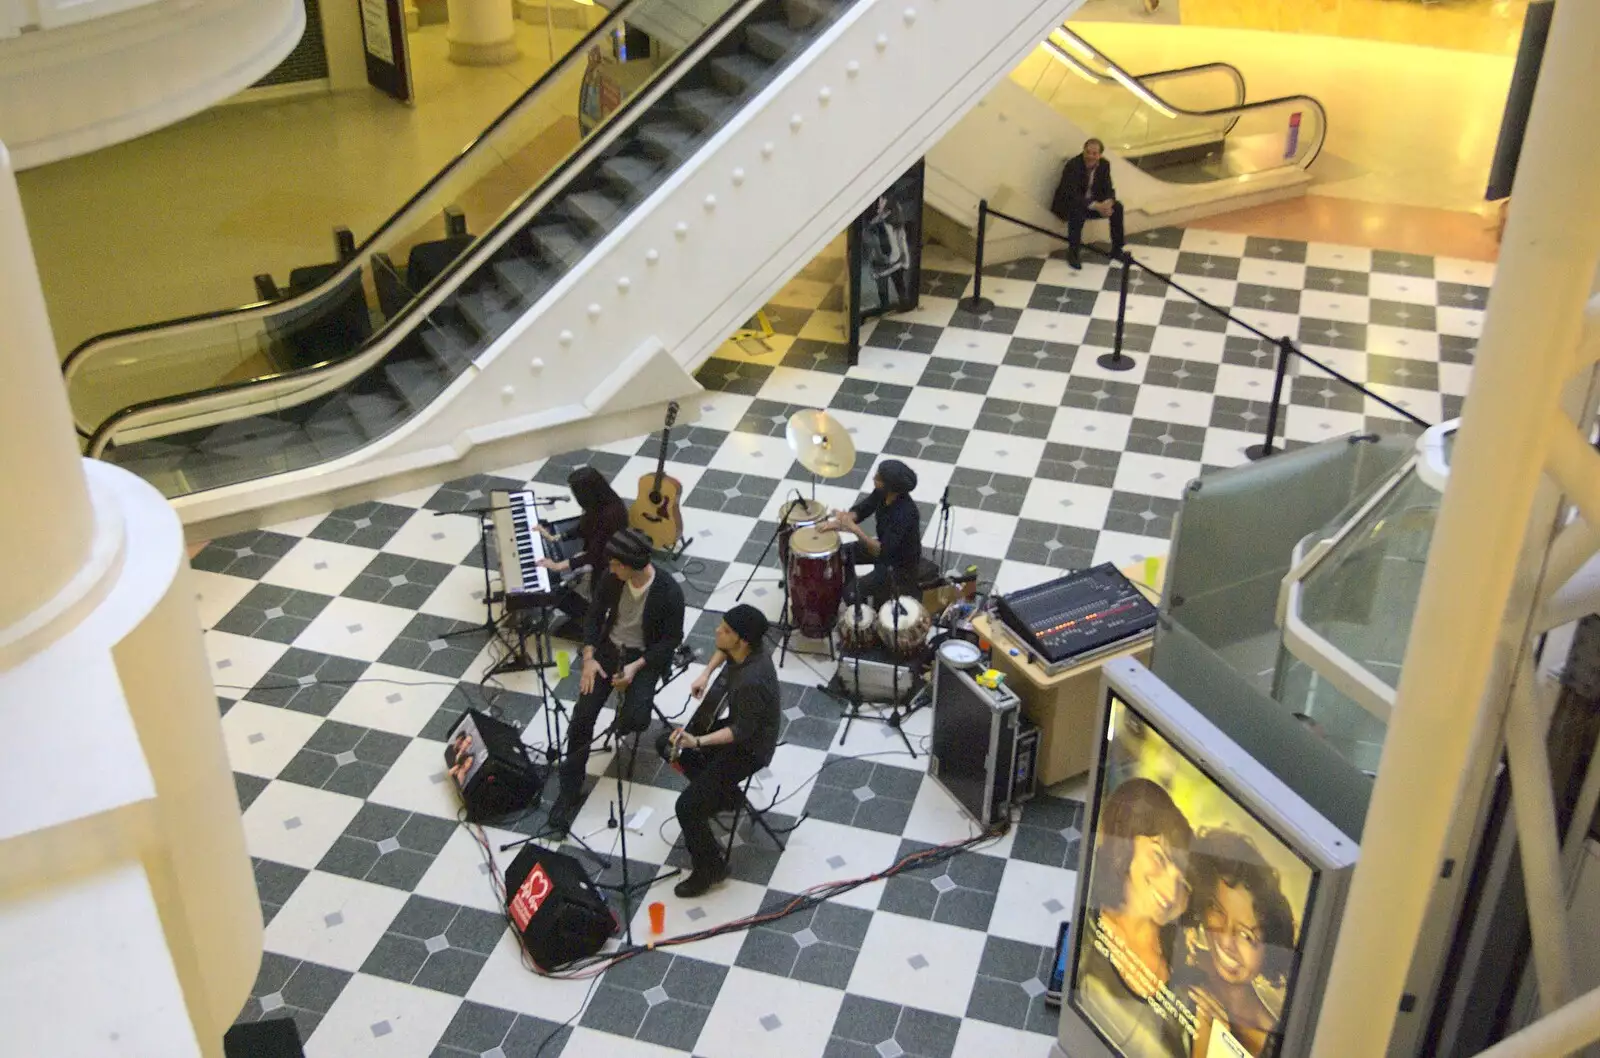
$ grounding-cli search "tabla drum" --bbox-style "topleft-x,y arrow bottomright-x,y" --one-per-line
788,526 -> 843,639
835,603 -> 879,652
877,596 -> 931,658
776,497 -> 828,571
936,637 -> 984,671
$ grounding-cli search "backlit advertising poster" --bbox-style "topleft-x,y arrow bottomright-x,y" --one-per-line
1070,694 -> 1317,1058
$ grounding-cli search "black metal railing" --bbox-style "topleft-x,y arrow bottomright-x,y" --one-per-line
960,200 -> 1433,459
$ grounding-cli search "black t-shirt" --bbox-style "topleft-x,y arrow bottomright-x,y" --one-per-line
851,489 -> 921,579
712,650 -> 782,767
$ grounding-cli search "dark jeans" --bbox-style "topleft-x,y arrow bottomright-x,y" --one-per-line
654,724 -> 765,873
558,641 -> 663,797
1066,200 -> 1125,255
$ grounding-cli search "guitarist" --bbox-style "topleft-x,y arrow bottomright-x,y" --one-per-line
538,466 -> 628,621
546,528 -> 686,836
659,604 -> 781,898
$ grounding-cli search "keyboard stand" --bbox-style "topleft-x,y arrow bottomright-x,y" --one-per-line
440,508 -> 501,643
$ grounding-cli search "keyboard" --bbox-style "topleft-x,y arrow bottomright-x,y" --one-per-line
490,489 -> 568,610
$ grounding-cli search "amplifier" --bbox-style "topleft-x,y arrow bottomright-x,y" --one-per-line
445,709 -> 543,823
504,847 -> 616,970
929,655 -> 1037,826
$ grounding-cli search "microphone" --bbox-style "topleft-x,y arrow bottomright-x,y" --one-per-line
566,564 -> 593,578
940,485 -> 951,511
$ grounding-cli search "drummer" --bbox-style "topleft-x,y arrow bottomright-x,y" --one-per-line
821,458 -> 922,607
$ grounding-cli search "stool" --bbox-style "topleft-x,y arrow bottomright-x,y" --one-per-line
719,749 -> 806,857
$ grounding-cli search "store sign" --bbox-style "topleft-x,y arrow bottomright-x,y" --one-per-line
1285,111 -> 1302,161
360,0 -> 413,103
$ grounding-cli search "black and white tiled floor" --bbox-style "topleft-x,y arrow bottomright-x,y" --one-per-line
205,226 -> 1490,1056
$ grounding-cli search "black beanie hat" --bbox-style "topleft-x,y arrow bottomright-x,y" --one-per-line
605,528 -> 653,570
877,459 -> 918,494
722,604 -> 769,648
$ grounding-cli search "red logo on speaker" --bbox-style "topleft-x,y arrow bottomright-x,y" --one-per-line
509,862 -> 553,931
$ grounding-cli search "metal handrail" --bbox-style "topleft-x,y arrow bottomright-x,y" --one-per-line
61,0 -> 644,435
84,0 -> 774,460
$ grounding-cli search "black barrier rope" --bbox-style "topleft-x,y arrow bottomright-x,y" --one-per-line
962,199 -> 1434,458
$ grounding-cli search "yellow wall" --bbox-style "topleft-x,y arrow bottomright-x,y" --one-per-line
1178,0 -> 1530,56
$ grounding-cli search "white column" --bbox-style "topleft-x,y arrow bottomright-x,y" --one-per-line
0,142 -> 261,1058
447,0 -> 519,65
1308,2 -> 1600,1055
0,142 -> 93,641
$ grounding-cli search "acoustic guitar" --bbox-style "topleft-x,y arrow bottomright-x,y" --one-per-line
628,401 -> 685,550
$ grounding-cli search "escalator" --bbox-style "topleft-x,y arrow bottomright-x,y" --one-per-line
1025,27 -> 1325,182
65,0 -> 1084,508
928,24 -> 1326,251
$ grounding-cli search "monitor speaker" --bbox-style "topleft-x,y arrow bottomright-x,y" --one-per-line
444,709 -> 543,823
504,847 -> 616,970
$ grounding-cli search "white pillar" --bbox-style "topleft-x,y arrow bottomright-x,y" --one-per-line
0,144 -> 261,1058
447,0 -> 519,65
1308,3 -> 1600,1055
0,142 -> 93,643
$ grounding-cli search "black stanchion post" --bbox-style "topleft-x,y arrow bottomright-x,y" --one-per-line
957,199 -> 995,314
1096,252 -> 1136,372
1245,338 -> 1292,460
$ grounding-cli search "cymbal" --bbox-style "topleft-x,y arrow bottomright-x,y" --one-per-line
786,409 -> 856,479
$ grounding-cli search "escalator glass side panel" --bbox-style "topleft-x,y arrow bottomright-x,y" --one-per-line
98,0 -> 853,499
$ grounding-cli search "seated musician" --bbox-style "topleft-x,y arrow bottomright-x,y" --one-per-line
537,466 -> 628,621
547,528 -> 685,835
822,458 -> 922,607
659,604 -> 781,897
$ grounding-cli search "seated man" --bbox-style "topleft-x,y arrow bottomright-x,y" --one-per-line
1050,137 -> 1125,270
823,458 -> 922,607
547,528 -> 685,835
660,604 -> 781,897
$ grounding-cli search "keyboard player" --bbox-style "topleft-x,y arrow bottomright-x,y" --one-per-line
534,466 -> 628,622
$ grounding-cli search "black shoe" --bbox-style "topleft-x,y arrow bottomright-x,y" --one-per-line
673,861 -> 729,899
1067,248 -> 1082,270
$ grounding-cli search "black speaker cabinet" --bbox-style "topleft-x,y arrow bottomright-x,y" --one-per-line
505,847 -> 616,970
929,655 -> 1035,826
224,1019 -> 305,1057
444,709 -> 542,823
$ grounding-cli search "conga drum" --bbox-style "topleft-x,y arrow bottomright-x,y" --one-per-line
787,526 -> 843,639
776,498 -> 827,571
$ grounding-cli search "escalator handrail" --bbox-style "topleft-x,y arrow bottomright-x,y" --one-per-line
60,0 -> 644,398
1038,42 -> 1248,142
1051,26 -> 1327,170
86,0 -> 775,460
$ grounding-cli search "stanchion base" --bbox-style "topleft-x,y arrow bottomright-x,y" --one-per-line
1095,352 -> 1137,372
957,296 -> 995,314
1244,443 -> 1279,461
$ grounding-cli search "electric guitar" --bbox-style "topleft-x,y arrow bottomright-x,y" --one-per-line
628,401 -> 685,550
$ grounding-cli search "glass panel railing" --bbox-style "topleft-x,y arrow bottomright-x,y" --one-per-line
1009,25 -> 1325,184
67,0 -> 657,436
93,0 -> 850,498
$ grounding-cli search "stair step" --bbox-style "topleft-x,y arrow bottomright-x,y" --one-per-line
384,357 -> 448,410
708,53 -> 772,96
419,323 -> 476,374
492,255 -> 554,303
345,391 -> 405,439
674,86 -> 737,131
781,0 -> 836,30
528,224 -> 587,269
744,20 -> 802,63
455,284 -> 519,338
565,190 -> 625,235
303,398 -> 368,452
634,122 -> 697,163
597,154 -> 662,199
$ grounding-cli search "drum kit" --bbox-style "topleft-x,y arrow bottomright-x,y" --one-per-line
736,409 -> 936,671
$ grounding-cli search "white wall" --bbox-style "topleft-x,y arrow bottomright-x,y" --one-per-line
177,0 -> 1089,531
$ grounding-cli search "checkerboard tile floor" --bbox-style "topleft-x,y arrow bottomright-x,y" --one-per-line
212,225 -> 1490,1055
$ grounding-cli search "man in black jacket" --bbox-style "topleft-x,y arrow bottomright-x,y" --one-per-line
1050,137 -> 1125,270
823,458 -> 922,608
662,604 -> 781,897
547,528 -> 685,834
